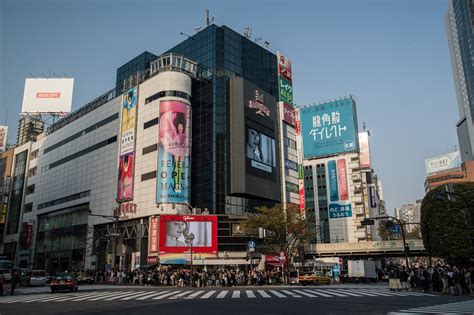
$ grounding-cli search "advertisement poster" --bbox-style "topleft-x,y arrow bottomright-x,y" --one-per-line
246,128 -> 276,173
277,51 -> 292,82
301,97 -> 358,159
337,159 -> 349,201
327,160 -> 339,202
0,126 -> 7,151
329,203 -> 352,219
425,151 -> 461,175
299,179 -> 305,210
278,77 -> 293,105
149,216 -> 159,253
21,78 -> 74,113
282,103 -> 296,126
369,186 -> 377,208
358,132 -> 371,169
118,152 -> 134,201
156,100 -> 191,205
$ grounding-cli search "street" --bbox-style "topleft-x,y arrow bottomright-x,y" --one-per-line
0,284 -> 472,315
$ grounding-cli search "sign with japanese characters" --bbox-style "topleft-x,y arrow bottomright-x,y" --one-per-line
329,203 -> 352,219
425,151 -> 461,175
300,97 -> 358,158
278,77 -> 293,105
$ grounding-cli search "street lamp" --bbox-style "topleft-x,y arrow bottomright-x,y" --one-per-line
184,232 -> 195,287
88,210 -> 120,270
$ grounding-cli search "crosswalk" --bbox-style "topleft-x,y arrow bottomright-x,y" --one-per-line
0,288 -> 435,304
390,299 -> 474,314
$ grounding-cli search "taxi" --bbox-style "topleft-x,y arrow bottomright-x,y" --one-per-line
298,271 -> 331,285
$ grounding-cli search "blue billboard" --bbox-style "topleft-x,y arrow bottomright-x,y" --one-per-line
327,160 -> 338,202
300,97 -> 358,158
329,203 -> 352,219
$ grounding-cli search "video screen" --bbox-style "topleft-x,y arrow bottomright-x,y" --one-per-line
246,128 -> 276,173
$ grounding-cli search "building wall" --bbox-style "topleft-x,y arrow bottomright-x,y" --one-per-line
425,160 -> 474,192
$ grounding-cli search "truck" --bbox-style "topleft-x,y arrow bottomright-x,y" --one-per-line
347,260 -> 377,283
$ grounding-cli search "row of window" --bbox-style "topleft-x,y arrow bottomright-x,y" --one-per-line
44,113 -> 119,154
144,90 -> 191,105
37,190 -> 91,210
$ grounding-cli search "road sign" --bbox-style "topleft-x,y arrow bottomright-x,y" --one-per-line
361,219 -> 375,226
248,241 -> 256,252
390,224 -> 401,234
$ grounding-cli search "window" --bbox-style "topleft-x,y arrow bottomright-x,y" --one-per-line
144,118 -> 158,129
141,171 -> 156,181
28,167 -> 37,177
30,150 -> 39,159
142,144 -> 157,155
26,184 -> 35,195
24,203 -> 33,213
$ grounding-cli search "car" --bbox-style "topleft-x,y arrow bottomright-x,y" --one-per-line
298,271 -> 332,286
50,274 -> 78,293
289,271 -> 300,285
21,270 -> 47,286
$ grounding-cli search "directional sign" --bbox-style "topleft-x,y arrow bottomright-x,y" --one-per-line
390,224 -> 401,235
248,241 -> 256,252
361,219 -> 375,226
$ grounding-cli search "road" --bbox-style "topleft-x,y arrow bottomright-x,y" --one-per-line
0,284 -> 472,315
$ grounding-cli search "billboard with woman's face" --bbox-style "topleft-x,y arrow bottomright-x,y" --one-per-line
156,100 -> 191,205
246,127 -> 276,174
159,215 -> 218,254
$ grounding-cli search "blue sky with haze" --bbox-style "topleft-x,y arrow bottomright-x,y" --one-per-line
0,0 -> 459,213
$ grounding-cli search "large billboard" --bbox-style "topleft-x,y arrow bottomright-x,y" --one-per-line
0,126 -> 7,151
358,132 -> 371,169
158,215 -> 218,254
327,157 -> 352,219
156,100 -> 191,205
21,78 -> 74,113
246,128 -> 276,174
425,151 -> 462,175
301,97 -> 358,159
277,52 -> 292,82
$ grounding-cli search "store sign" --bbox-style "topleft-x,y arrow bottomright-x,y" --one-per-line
278,77 -> 293,105
147,256 -> 158,264
248,90 -> 271,117
285,159 -> 298,171
369,186 -> 377,208
0,205 -> 7,224
277,52 -> 292,82
358,132 -> 371,169
283,103 -> 296,126
232,224 -> 245,236
113,202 -> 137,219
337,159 -> 348,201
329,203 -> 352,219
149,216 -> 159,253
425,151 -> 461,175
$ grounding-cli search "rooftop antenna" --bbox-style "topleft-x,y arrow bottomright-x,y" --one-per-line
363,122 -> 366,132
264,41 -> 270,48
179,32 -> 194,40
205,9 -> 214,26
244,27 -> 252,39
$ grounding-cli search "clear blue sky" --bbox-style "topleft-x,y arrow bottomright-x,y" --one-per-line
0,0 -> 458,213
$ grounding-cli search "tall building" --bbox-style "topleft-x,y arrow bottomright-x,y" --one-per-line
446,0 -> 474,161
395,200 -> 421,232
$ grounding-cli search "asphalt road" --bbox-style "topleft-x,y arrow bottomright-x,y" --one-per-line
0,285 -> 472,315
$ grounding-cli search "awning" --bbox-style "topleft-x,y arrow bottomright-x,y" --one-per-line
139,264 -> 158,269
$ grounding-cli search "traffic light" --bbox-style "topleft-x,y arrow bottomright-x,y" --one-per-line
404,244 -> 410,255
361,219 -> 375,226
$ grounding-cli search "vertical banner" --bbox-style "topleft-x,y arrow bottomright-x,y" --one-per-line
369,186 -> 377,208
358,132 -> 371,169
117,87 -> 138,202
0,126 -> 7,151
156,100 -> 191,205
149,216 -> 159,253
327,160 -> 339,201
337,158 -> 348,201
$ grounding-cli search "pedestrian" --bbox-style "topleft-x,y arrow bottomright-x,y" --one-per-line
10,269 -> 20,295
0,273 -> 4,296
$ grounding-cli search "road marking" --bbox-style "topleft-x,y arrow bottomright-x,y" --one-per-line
257,290 -> 271,298
136,291 -> 170,300
392,300 -> 474,314
169,291 -> 192,299
1,293 -> 60,304
184,290 -> 205,299
68,291 -> 118,301
52,291 -> 103,302
326,289 -> 362,297
281,290 -> 302,298
215,290 -> 228,299
232,290 -> 240,298
120,291 -> 153,300
342,289 -> 379,297
36,293 -> 85,302
291,289 -> 318,297
87,291 -> 129,301
246,290 -> 256,298
304,289 -> 333,297
153,291 -> 183,300
353,289 -> 393,297
201,290 -> 217,299
269,290 -> 286,298
104,291 -> 142,301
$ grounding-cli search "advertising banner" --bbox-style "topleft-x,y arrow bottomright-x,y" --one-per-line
156,100 -> 191,205
159,215 -> 218,254
0,126 -> 7,151
301,98 -> 358,158
282,103 -> 296,126
21,78 -> 74,113
285,159 -> 298,171
327,160 -> 339,202
285,181 -> 299,194
118,152 -> 134,201
278,77 -> 293,105
149,216 -> 159,253
329,203 -> 352,219
369,186 -> 377,208
277,52 -> 292,82
337,158 -> 349,201
246,128 -> 276,174
424,151 -> 462,175
299,179 -> 305,209
358,132 -> 371,169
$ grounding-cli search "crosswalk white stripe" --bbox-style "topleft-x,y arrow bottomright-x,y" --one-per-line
246,290 -> 256,298
14,293 -> 78,303
269,290 -> 286,298
104,291 -> 143,301
291,289 -> 318,297
215,290 -> 227,299
120,291 -> 153,300
37,293 -> 85,302
304,289 -> 333,297
396,300 -> 474,313
281,289 -> 302,298
232,290 -> 240,298
169,291 -> 192,299
325,289 -> 362,297
153,291 -> 183,300
342,289 -> 383,297
52,291 -> 103,302
201,290 -> 218,299
70,291 -> 119,301
185,290 -> 205,299
1,293 -> 62,304
136,291 -> 170,300
257,290 -> 271,298
353,289 -> 394,297
86,291 -> 130,301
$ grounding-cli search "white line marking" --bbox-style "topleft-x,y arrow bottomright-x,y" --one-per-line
104,291 -> 142,301
120,291 -> 153,300
200,290 -> 217,299
152,291 -> 183,300
325,289 -> 362,297
257,290 -> 271,298
169,291 -> 192,299
87,291 -> 130,301
281,290 -> 302,298
246,290 -> 256,298
304,289 -> 333,297
215,290 -> 227,299
269,290 -> 286,298
342,289 -> 379,297
232,291 -> 240,298
53,291 -> 103,302
136,291 -> 170,300
291,289 -> 318,297
185,290 -> 205,299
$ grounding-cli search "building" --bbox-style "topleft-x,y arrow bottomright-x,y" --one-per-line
395,201 -> 421,233
425,160 -> 474,192
0,148 -> 14,255
2,24 -> 292,270
446,0 -> 474,161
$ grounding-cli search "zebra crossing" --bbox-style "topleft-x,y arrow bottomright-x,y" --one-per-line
0,288 -> 435,304
390,299 -> 474,314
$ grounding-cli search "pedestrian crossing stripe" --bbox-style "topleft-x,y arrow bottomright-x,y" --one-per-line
0,288 -> 438,304
389,299 -> 474,314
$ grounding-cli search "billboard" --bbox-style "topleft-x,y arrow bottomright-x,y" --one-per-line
21,78 -> 74,113
282,103 -> 296,126
358,132 -> 371,169
159,215 -> 218,254
246,128 -> 276,174
301,97 -> 358,158
369,186 -> 377,208
278,77 -> 293,105
0,126 -> 7,151
425,151 -> 462,175
149,216 -> 159,253
156,100 -> 191,205
277,52 -> 292,82
327,158 -> 352,219
118,152 -> 135,201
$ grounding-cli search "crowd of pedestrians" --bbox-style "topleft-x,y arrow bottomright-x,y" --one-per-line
386,264 -> 473,296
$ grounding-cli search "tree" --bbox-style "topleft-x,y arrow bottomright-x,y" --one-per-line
243,203 -> 315,267
377,219 -> 395,241
421,183 -> 474,265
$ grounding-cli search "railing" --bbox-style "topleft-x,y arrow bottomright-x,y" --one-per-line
305,239 -> 425,256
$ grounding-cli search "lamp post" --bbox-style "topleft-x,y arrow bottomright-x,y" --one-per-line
88,210 -> 120,270
185,232 -> 195,287
374,215 -> 410,268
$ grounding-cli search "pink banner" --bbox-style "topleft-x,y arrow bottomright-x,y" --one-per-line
149,216 -> 159,253
337,159 -> 348,201
359,132 -> 371,169
118,152 -> 134,201
299,179 -> 305,210
283,103 -> 296,126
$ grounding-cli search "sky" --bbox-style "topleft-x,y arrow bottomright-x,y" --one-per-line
0,0 -> 459,213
